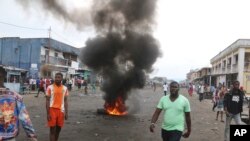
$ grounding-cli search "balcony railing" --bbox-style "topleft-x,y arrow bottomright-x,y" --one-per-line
232,64 -> 238,73
41,55 -> 68,66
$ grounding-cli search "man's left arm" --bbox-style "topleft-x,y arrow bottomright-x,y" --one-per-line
239,91 -> 244,113
183,99 -> 191,138
183,112 -> 191,138
17,100 -> 37,141
64,96 -> 68,120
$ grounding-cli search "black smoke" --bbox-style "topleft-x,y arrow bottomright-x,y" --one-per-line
16,0 -> 91,30
16,0 -> 161,105
81,0 -> 161,104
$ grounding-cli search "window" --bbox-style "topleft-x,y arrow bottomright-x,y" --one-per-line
227,57 -> 231,65
55,52 -> 58,57
223,60 -> 226,68
233,54 -> 238,64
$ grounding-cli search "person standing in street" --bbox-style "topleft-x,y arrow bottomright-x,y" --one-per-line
224,80 -> 244,141
188,83 -> 193,97
46,72 -> 69,141
35,78 -> 45,97
199,83 -> 204,102
163,82 -> 168,96
153,82 -> 156,92
215,91 -> 224,122
149,81 -> 191,141
0,68 -> 38,141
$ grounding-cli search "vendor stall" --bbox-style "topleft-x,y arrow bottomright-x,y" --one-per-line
0,65 -> 27,93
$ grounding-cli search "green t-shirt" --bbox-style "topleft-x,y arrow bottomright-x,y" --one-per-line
157,94 -> 191,132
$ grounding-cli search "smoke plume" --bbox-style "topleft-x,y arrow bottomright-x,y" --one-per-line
81,0 -> 160,104
16,0 -> 92,30
16,0 -> 161,104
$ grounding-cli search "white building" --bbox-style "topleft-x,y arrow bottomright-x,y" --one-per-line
210,39 -> 250,96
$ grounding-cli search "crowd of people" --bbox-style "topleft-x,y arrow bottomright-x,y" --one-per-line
1,65 -> 249,141
24,76 -> 97,97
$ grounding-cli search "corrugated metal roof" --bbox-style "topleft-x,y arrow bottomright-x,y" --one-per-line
0,65 -> 27,72
45,38 -> 82,56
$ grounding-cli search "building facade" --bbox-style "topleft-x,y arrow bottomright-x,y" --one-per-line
0,37 -> 86,79
210,39 -> 250,96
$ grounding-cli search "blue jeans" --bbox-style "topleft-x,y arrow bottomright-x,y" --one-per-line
224,113 -> 242,141
161,129 -> 182,141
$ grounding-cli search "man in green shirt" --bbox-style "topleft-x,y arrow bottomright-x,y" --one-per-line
149,81 -> 191,141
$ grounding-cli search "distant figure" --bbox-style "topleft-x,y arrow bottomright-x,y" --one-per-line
188,83 -> 193,97
199,84 -> 204,102
163,82 -> 168,96
35,78 -> 45,97
91,84 -> 96,94
153,82 -> 156,92
77,78 -> 82,90
46,72 -> 69,141
84,80 -> 88,95
0,68 -> 38,141
150,81 -> 191,141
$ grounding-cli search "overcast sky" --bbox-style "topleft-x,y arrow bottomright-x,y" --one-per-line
1,0 -> 250,81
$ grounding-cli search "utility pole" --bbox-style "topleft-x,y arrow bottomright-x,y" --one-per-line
48,27 -> 51,64
46,26 -> 51,77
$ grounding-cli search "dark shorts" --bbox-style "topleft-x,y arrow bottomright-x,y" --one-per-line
161,129 -> 182,141
39,87 -> 45,92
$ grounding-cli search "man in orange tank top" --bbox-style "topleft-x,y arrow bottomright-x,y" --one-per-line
46,72 -> 69,141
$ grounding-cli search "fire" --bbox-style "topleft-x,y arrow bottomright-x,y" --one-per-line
104,97 -> 127,116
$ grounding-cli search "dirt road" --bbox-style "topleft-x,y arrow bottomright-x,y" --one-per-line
17,87 -> 227,141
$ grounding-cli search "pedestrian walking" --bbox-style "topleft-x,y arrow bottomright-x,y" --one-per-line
149,81 -> 191,141
212,87 -> 219,111
188,83 -> 193,97
46,72 -> 69,141
35,78 -> 45,97
199,83 -> 204,102
216,91 -> 224,122
0,68 -> 38,141
224,80 -> 244,141
153,82 -> 156,92
163,82 -> 168,96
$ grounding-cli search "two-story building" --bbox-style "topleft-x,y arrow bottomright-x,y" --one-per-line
210,39 -> 250,96
0,37 -> 88,79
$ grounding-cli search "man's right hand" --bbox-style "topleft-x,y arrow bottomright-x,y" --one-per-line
149,124 -> 155,133
47,114 -> 51,121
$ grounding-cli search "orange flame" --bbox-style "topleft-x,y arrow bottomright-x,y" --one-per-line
104,97 -> 127,116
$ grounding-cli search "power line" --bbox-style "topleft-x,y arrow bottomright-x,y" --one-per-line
0,21 -> 47,31
0,20 -> 81,47
51,30 -> 81,47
